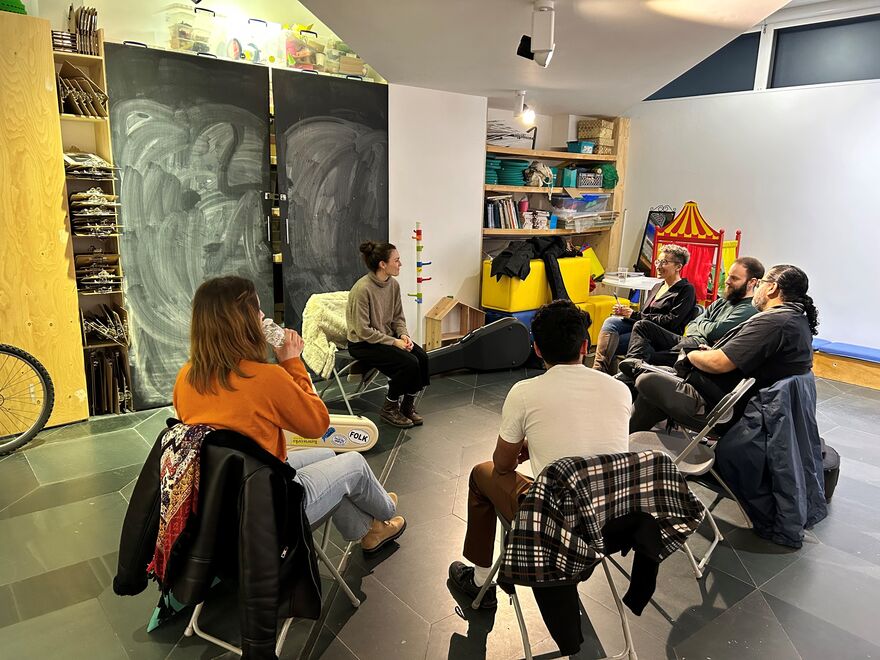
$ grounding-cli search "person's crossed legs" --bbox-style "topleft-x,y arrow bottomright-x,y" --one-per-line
289,448 -> 406,553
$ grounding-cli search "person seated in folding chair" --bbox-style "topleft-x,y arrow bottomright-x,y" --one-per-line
629,264 -> 818,434
347,240 -> 430,429
448,300 -> 632,608
174,276 -> 406,555
615,257 -> 764,383
593,244 -> 698,374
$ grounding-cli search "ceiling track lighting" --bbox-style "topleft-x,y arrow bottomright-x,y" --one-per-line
514,90 -> 536,125
517,0 -> 555,68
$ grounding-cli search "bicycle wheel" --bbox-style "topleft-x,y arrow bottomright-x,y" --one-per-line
0,344 -> 55,455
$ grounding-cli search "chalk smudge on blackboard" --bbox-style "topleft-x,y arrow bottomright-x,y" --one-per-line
111,97 -> 271,408
280,116 -> 388,330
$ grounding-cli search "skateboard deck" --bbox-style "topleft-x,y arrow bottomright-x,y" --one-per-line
285,414 -> 379,453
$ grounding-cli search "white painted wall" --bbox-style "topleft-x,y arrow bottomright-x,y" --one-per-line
487,107 -> 553,149
622,80 -> 880,346
388,84 -> 487,343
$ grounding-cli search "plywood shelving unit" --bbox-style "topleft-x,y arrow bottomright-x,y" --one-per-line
483,116 -> 630,271
55,29 -> 134,414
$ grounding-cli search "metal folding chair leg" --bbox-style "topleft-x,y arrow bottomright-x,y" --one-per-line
470,517 -> 532,660
709,468 -> 753,529
601,558 -> 638,660
318,357 -> 386,417
681,500 -> 724,579
471,516 -> 636,660
184,602 -> 244,655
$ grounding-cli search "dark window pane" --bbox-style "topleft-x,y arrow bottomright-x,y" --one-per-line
771,13 -> 880,88
646,33 -> 760,100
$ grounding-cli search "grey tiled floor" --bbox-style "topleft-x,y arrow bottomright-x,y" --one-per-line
1,372 -> 879,659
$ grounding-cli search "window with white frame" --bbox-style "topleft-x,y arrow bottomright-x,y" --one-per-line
769,12 -> 880,88
644,5 -> 880,101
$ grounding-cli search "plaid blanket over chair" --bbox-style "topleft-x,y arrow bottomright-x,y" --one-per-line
501,451 -> 704,586
147,423 -> 214,586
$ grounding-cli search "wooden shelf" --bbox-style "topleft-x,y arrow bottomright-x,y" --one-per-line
440,332 -> 466,342
53,51 -> 103,66
84,341 -> 125,350
60,114 -> 108,123
484,184 -> 613,195
487,145 -> 616,162
482,228 -> 609,237
79,290 -> 123,296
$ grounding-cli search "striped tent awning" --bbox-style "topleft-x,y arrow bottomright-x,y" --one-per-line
657,201 -> 720,241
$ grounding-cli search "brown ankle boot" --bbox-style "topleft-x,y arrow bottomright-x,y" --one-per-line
361,515 -> 407,554
400,394 -> 423,426
380,398 -> 414,428
592,331 -> 620,374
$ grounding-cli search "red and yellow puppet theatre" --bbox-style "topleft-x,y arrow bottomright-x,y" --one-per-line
651,201 -> 741,304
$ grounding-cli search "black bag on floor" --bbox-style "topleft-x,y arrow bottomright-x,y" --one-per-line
820,437 -> 840,502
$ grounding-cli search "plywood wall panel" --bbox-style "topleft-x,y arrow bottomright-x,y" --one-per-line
0,13 -> 88,426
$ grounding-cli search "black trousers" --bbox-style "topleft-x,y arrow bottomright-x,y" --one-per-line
626,320 -> 699,366
348,341 -> 430,400
629,371 -> 708,433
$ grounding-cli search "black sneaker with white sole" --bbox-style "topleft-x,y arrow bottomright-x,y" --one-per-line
448,561 -> 497,609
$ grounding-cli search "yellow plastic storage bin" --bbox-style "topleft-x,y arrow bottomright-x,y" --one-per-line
481,256 -> 593,312
577,295 -> 630,347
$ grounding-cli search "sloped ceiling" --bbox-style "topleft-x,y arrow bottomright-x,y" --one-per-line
302,0 -> 790,115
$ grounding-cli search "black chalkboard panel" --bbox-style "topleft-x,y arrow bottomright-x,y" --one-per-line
273,71 -> 388,331
105,44 -> 273,409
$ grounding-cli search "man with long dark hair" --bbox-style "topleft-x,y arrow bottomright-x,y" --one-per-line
630,264 -> 818,432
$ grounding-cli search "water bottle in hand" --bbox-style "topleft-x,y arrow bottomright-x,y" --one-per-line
261,317 -> 286,348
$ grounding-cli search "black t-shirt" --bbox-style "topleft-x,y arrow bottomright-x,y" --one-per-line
688,303 -> 813,406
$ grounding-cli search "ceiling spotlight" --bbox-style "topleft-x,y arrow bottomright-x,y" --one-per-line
517,0 -> 555,68
514,90 -> 536,125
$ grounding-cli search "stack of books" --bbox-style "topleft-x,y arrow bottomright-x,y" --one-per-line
484,195 -> 520,229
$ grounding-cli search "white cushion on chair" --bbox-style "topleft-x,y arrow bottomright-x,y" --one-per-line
302,292 -> 350,379
629,431 -> 715,476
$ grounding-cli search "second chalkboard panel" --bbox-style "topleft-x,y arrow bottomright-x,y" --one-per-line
274,71 -> 389,331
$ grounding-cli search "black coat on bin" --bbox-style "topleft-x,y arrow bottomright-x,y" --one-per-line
490,237 -> 581,300
113,422 -> 322,660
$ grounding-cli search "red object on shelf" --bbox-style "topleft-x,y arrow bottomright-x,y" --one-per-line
651,201 -> 741,304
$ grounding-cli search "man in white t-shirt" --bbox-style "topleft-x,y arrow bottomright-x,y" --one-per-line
448,300 -> 631,608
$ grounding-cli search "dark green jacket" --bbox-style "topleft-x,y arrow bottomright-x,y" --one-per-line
686,297 -> 758,345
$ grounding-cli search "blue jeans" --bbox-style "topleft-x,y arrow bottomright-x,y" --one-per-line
287,449 -> 396,541
600,315 -> 635,355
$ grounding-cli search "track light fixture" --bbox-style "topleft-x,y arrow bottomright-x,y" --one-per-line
517,0 -> 555,68
514,90 -> 536,125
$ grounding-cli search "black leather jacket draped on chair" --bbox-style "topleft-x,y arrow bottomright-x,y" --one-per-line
113,422 -> 322,660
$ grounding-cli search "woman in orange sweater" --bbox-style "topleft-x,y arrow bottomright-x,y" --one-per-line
173,276 -> 406,554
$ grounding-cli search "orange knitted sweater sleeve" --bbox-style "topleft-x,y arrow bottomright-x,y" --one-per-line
269,358 -> 331,439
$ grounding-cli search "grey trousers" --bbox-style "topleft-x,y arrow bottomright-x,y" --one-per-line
629,371 -> 708,433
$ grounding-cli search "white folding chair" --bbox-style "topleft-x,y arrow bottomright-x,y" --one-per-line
630,377 -> 756,579
183,518 -> 361,656
472,512 -> 637,660
317,349 -> 386,416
